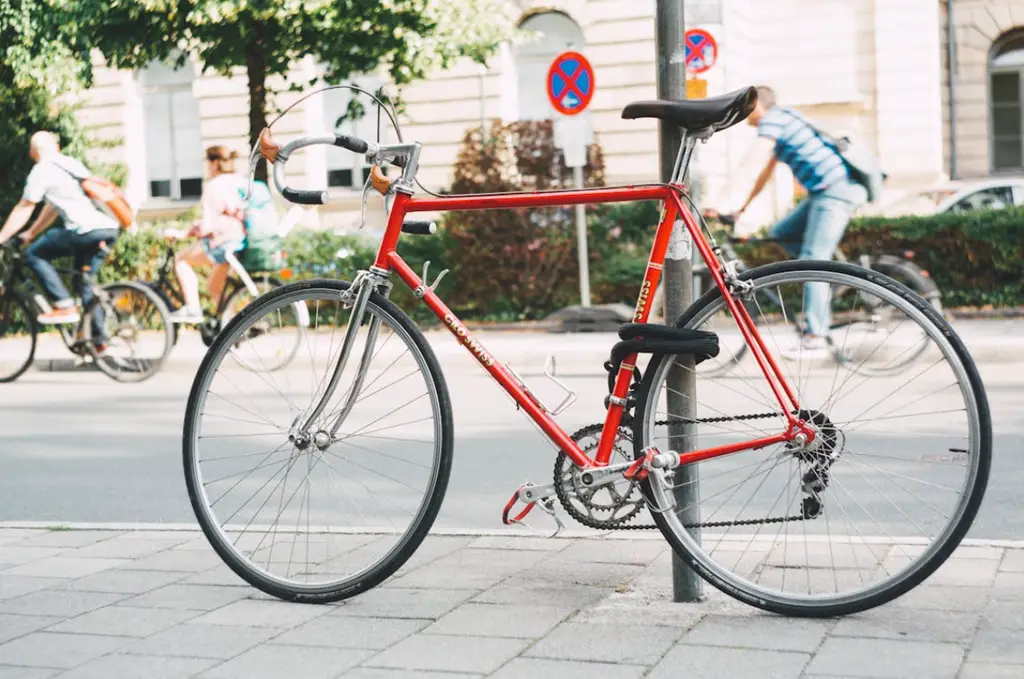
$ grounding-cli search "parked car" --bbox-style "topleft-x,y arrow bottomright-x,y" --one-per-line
860,178 -> 1024,217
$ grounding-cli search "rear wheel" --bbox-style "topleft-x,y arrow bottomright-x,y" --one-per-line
219,275 -> 300,372
634,260 -> 990,617
90,281 -> 174,382
0,291 -> 37,383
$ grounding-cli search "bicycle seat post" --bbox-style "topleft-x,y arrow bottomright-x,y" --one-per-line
670,131 -> 703,186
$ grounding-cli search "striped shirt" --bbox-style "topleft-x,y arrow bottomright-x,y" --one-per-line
757,107 -> 848,193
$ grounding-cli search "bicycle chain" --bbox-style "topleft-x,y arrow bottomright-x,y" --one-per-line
555,413 -> 808,531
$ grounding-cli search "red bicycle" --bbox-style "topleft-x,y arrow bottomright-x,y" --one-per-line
183,86 -> 990,617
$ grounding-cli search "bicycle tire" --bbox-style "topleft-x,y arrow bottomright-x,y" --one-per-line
184,278 -> 454,603
0,291 -> 37,383
832,255 -> 943,376
633,259 -> 991,617
90,281 -> 174,383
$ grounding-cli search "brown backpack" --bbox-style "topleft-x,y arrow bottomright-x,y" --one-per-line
53,158 -> 135,229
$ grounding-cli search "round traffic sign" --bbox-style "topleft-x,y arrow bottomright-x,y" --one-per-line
547,51 -> 595,116
684,28 -> 718,74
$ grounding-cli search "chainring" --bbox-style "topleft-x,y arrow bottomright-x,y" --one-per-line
553,423 -> 647,529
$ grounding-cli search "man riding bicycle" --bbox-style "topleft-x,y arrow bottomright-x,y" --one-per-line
707,85 -> 868,356
0,131 -> 120,349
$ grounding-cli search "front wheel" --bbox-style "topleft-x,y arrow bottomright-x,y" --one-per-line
634,260 -> 991,617
90,281 -> 174,382
184,278 -> 454,603
0,291 -> 37,383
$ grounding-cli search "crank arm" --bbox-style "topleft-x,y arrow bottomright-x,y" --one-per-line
577,461 -> 637,489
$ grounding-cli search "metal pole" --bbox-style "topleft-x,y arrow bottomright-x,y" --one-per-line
656,0 -> 703,603
574,164 -> 592,307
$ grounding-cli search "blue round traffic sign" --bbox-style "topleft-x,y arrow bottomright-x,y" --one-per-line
547,51 -> 595,116
684,28 -> 717,74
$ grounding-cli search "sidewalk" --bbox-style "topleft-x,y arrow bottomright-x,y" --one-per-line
0,524 -> 1020,678
26,317 -> 1024,375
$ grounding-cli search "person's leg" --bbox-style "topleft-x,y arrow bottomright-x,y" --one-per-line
207,262 -> 230,308
798,185 -> 864,336
767,200 -> 811,258
72,229 -> 119,344
24,228 -> 80,323
170,244 -> 210,322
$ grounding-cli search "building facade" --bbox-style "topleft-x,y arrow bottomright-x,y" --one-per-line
73,0 -> 1024,232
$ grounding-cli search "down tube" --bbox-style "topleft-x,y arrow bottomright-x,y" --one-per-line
670,194 -> 801,415
593,200 -> 679,465
385,252 -> 595,470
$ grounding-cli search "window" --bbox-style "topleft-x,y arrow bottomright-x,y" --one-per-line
138,57 -> 203,201
948,186 -> 1017,213
320,74 -> 386,190
990,32 -> 1024,171
514,12 -> 585,120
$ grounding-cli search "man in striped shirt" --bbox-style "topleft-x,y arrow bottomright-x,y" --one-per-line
735,86 -> 868,356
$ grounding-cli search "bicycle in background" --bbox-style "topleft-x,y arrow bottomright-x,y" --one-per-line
0,241 -> 173,382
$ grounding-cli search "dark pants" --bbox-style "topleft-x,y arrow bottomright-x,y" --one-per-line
25,228 -> 120,340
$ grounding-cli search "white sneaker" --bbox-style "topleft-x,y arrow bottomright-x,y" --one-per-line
167,307 -> 204,324
780,335 -> 832,361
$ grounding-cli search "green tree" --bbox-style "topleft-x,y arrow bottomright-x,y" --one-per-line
65,0 -> 516,180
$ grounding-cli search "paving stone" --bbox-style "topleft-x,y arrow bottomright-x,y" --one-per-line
807,638 -> 965,678
331,587 -> 476,619
0,577 -> 62,602
980,599 -> 1024,628
0,614 -> 62,645
991,571 -> 1024,596
998,550 -> 1024,572
121,549 -> 225,572
0,632 -> 127,670
389,549 -> 548,590
395,536 -> 476,571
0,529 -> 48,545
474,580 -> 611,608
831,607 -> 980,644
960,663 -> 1024,678
340,669 -> 481,679
3,557 -> 128,579
189,598 -> 332,628
922,558 -> 1000,587
0,667 -> 59,679
490,658 -> 647,679
422,602 -> 572,639
0,548 -> 65,567
969,622 -> 1024,665
648,644 -> 810,679
274,616 -> 427,649
516,559 -> 643,588
571,595 -> 707,628
54,654 -> 218,679
121,623 -> 282,659
525,621 -> 683,665
180,568 -> 251,587
71,538 -> 185,559
681,614 -> 831,652
46,605 -> 199,637
889,585 -> 990,613
556,539 -> 667,565
0,589 -> 127,618
58,569 -> 189,594
14,531 -> 121,549
466,535 -> 572,552
198,644 -> 372,679
121,584 -> 248,611
363,634 -> 529,674
950,546 -> 1005,560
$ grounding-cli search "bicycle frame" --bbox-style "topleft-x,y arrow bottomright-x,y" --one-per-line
372,184 -> 808,471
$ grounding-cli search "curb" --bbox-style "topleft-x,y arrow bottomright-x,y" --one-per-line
3,521 -> 1023,548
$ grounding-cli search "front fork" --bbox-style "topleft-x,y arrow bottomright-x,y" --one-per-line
294,271 -> 386,437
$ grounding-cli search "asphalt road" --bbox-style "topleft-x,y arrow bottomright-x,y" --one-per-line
0,329 -> 1021,542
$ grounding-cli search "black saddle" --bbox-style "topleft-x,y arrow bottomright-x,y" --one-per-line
621,86 -> 758,134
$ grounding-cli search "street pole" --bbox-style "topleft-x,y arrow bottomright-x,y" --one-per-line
574,164 -> 591,307
655,0 -> 703,603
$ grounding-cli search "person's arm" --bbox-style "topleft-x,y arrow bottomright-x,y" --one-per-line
0,199 -> 37,244
20,203 -> 58,242
737,153 -> 778,217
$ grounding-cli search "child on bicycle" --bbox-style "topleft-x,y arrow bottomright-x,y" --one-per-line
165,145 -> 248,324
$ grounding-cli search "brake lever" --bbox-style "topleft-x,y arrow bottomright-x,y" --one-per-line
357,173 -> 374,230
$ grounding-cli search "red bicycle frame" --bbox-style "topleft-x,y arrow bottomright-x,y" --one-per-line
374,183 -> 807,470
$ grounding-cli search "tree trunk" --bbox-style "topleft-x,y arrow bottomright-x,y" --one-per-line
244,37 -> 268,182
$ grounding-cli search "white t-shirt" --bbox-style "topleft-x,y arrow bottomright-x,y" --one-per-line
22,154 -> 119,234
198,174 -> 248,247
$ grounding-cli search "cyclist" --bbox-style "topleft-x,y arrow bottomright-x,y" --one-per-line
0,131 -> 120,347
707,85 -> 868,356
164,145 -> 248,324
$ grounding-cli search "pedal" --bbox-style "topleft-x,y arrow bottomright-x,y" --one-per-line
501,481 -> 565,537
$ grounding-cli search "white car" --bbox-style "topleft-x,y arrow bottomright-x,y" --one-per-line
861,178 -> 1024,217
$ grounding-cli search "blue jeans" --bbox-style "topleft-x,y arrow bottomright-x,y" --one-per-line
768,180 -> 868,336
25,227 -> 120,340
